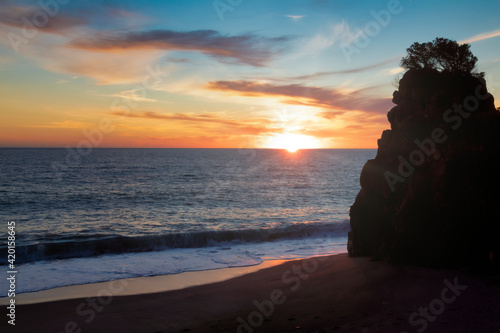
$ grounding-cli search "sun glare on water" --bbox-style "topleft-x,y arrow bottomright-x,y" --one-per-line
266,133 -> 321,152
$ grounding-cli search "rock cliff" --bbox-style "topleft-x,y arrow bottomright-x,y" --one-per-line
348,69 -> 500,268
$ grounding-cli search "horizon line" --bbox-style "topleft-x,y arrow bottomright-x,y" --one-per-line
0,147 -> 378,150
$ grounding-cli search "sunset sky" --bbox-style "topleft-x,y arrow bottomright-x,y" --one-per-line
1,0 -> 499,148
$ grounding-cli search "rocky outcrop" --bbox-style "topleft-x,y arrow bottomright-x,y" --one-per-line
348,69 -> 500,268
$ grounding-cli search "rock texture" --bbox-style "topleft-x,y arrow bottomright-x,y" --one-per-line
348,69 -> 500,268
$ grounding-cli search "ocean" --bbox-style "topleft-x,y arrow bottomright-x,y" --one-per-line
0,148 -> 375,295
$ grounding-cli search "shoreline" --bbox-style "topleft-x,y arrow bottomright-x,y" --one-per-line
3,253 -> 499,333
0,259 -> 290,305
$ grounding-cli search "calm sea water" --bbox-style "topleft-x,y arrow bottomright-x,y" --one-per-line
0,148 -> 375,294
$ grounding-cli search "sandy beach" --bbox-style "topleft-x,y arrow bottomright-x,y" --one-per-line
3,253 -> 499,333
0,260 -> 287,306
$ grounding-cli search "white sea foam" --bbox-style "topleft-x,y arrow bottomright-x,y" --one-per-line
0,235 -> 347,295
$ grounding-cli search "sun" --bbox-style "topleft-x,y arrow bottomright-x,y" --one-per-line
266,133 -> 321,152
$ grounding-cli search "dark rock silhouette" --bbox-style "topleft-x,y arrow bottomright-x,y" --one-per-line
348,68 -> 500,268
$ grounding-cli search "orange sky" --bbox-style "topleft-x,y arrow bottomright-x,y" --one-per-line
1,1 -> 499,149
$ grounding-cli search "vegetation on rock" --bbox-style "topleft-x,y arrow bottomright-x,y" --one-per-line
400,37 -> 484,77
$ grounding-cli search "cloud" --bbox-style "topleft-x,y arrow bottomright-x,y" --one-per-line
112,110 -> 238,125
23,120 -> 89,129
305,20 -> 362,53
286,15 -> 306,20
0,3 -> 87,33
127,135 -> 248,149
69,30 -> 291,67
166,57 -> 190,63
459,29 -> 500,44
289,57 -> 400,80
0,11 -> 170,84
389,67 -> 405,75
0,2 -> 150,34
102,7 -> 151,28
111,89 -> 158,102
206,80 -> 393,116
36,48 -> 167,85
111,111 -> 274,135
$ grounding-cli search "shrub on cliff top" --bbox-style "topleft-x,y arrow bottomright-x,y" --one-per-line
401,37 -> 484,77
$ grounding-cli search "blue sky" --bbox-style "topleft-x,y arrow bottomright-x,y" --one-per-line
1,0 -> 499,148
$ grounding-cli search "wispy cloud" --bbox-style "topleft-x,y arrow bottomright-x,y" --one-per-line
389,67 -> 405,75
290,57 -> 400,80
111,111 -> 274,135
111,89 -> 158,102
24,120 -> 89,129
459,29 -> 500,44
36,48 -> 167,85
305,20 -> 362,53
206,80 -> 393,116
69,30 -> 291,67
112,110 -> 238,125
166,57 -> 190,63
286,15 -> 306,21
